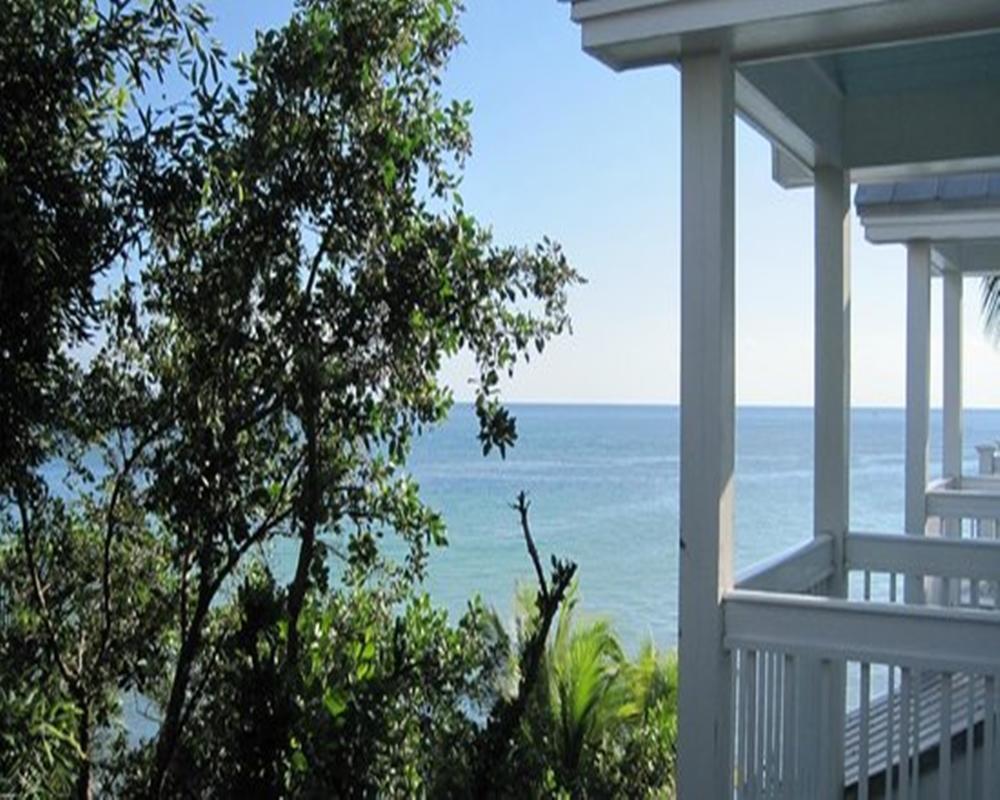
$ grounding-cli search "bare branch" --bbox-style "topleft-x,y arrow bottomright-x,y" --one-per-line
512,490 -> 547,601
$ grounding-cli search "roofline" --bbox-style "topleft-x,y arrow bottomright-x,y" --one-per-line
564,0 -> 1000,71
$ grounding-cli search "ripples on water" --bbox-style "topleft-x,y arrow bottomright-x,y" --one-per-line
43,404 -> 1000,656
392,404 -> 1000,653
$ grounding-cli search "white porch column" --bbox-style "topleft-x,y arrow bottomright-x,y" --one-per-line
942,269 -> 963,483
813,165 -> 850,798
905,240 -> 932,604
814,165 -> 851,566
677,49 -> 735,800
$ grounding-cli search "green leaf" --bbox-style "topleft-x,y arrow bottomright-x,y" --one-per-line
323,688 -> 348,719
382,159 -> 398,191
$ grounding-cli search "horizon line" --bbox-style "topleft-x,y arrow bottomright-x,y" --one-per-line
449,399 -> 1000,412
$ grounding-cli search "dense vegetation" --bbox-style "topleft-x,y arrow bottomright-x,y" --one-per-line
0,0 -> 677,796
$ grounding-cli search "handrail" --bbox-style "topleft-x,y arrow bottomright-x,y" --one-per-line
846,531 -> 1000,581
724,589 -> 1000,674
926,485 -> 1000,519
953,475 -> 1000,492
735,533 -> 834,593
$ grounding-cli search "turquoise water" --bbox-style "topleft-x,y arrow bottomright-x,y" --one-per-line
404,404 -> 1000,652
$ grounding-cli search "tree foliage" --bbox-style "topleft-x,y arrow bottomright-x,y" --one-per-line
0,1 -> 678,797
505,588 -> 679,799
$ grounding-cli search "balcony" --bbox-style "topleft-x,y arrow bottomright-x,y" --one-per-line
727,449 -> 1000,799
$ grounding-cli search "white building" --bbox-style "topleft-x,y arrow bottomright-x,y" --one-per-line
559,3 -> 1000,797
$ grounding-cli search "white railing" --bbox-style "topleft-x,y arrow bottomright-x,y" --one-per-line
926,476 -> 1000,544
736,534 -> 834,594
726,532 -> 1000,800
924,442 -> 1000,543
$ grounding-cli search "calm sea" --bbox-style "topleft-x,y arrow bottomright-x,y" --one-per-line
45,404 -> 1000,735
399,404 -> 1000,652
42,404 -> 1000,656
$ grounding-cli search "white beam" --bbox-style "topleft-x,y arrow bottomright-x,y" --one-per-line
771,145 -> 814,189
905,241 -> 932,603
569,0 -> 1000,71
739,61 -> 845,170
943,270 -> 963,482
678,49 -> 735,800
859,208 -> 1000,246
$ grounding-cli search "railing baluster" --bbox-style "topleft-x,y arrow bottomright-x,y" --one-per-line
729,648 -> 743,800
965,673 -> 974,800
748,650 -> 758,800
939,672 -> 952,800
782,653 -> 796,800
900,667 -> 911,800
985,674 -> 996,800
819,659 -> 832,798
761,651 -> 770,796
887,664 -> 896,799
772,651 -> 780,794
912,670 -> 921,797
983,675 -> 996,800
738,650 -> 748,797
859,660 -> 871,800
763,651 -> 770,799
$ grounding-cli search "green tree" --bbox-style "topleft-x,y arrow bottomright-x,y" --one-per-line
0,0 -> 201,488
2,0 -> 582,796
0,2 -> 215,796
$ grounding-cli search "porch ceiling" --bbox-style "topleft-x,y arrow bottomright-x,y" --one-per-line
743,30 -> 1000,184
562,0 -> 1000,183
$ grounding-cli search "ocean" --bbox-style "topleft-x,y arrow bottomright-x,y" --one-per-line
46,403 -> 1000,737
401,404 -> 1000,653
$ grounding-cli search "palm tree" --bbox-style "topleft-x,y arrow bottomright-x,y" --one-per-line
546,609 -> 625,777
983,276 -> 1000,337
619,640 -> 678,732
510,584 -> 678,795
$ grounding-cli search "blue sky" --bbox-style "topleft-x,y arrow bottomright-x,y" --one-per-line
207,0 -> 1000,408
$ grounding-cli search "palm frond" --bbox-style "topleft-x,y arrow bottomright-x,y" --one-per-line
981,275 -> 1000,340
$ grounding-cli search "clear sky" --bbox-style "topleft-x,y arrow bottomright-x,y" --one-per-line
208,0 -> 1000,408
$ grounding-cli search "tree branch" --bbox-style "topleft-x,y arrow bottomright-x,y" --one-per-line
475,493 -> 577,796
15,487 -> 79,690
512,491 -> 547,601
96,427 -> 161,667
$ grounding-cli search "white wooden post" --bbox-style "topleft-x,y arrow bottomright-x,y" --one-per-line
936,266 -> 963,602
977,444 -> 996,540
978,444 -> 996,477
813,164 -> 850,799
942,269 -> 963,485
905,241 -> 932,605
677,49 -> 735,800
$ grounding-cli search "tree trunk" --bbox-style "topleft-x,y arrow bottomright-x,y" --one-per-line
74,701 -> 91,800
285,355 -> 320,668
149,590 -> 210,796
